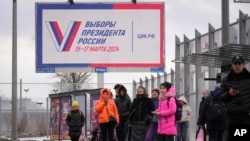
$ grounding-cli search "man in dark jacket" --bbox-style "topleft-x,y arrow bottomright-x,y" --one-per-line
115,85 -> 132,141
219,56 -> 250,140
198,86 -> 226,141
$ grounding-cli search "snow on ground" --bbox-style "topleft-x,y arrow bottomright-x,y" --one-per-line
1,136 -> 74,141
18,136 -> 49,141
0,136 -> 50,141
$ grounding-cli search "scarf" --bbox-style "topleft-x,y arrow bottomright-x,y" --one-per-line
159,87 -> 176,100
159,93 -> 168,100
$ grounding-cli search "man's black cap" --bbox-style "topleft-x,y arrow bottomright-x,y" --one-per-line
113,84 -> 122,89
232,55 -> 244,64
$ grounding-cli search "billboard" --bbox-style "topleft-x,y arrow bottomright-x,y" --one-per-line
36,3 -> 165,73
234,0 -> 250,2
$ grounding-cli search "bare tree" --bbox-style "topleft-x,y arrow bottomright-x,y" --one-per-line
36,116 -> 47,136
53,72 -> 92,92
17,113 -> 29,136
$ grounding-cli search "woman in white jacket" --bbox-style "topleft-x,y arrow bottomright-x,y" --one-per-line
176,96 -> 192,141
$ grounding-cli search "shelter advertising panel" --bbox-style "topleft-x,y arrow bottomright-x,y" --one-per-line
60,97 -> 71,140
50,97 -> 60,140
90,93 -> 100,131
36,3 -> 164,72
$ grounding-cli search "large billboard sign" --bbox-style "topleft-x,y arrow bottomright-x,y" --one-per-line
36,3 -> 164,73
234,0 -> 250,2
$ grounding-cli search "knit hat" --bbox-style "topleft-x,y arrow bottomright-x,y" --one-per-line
151,88 -> 160,95
160,81 -> 172,91
72,100 -> 79,107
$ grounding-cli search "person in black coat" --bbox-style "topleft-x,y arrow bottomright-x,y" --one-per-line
66,100 -> 85,141
198,90 -> 210,117
198,87 -> 226,141
114,83 -> 122,99
219,56 -> 250,140
115,85 -> 132,141
127,86 -> 155,141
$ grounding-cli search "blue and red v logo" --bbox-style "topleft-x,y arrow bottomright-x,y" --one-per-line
46,21 -> 81,52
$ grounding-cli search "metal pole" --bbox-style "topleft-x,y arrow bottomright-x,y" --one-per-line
12,0 -> 18,140
222,0 -> 229,45
0,97 -> 2,136
97,73 -> 104,88
60,78 -> 63,92
20,79 -> 22,120
46,97 -> 49,138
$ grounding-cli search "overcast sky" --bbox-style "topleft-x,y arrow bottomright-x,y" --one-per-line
0,0 -> 250,103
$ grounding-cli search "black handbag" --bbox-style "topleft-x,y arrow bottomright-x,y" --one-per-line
109,116 -> 117,124
106,106 -> 117,124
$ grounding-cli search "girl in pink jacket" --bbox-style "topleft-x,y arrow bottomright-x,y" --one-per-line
153,82 -> 177,141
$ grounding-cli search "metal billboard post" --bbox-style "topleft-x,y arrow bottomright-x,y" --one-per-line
0,97 -> 2,136
20,79 -> 22,120
97,73 -> 104,88
46,97 -> 49,138
222,0 -> 229,46
12,0 -> 18,140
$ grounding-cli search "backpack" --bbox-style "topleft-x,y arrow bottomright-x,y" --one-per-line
167,97 -> 182,122
206,95 -> 226,122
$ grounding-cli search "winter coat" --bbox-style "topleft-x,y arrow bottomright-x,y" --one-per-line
128,93 -> 155,141
152,98 -> 159,123
95,88 -> 119,124
198,89 -> 226,130
115,85 -> 132,121
177,96 -> 192,122
156,97 -> 177,135
129,94 -> 155,124
219,68 -> 250,125
66,109 -> 85,138
155,87 -> 177,136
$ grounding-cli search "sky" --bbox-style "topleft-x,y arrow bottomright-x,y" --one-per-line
1,0 -> 250,104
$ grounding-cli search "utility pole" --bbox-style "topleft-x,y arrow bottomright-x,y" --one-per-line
20,79 -> 22,120
221,0 -> 230,79
46,97 -> 49,138
12,0 -> 18,140
0,97 -> 2,136
222,0 -> 229,46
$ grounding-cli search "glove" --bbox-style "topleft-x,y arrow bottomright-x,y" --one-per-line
104,99 -> 108,105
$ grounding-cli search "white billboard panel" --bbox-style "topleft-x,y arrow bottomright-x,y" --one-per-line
36,3 -> 164,73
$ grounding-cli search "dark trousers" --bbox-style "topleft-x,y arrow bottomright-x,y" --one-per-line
207,129 -> 224,141
116,119 -> 128,141
99,122 -> 116,141
152,122 -> 158,141
70,136 -> 80,141
157,134 -> 174,141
